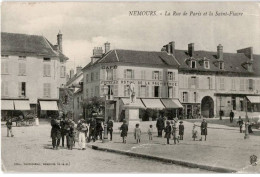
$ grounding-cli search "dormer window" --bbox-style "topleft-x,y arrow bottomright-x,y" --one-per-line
43,57 -> 51,62
219,62 -> 224,70
191,60 -> 196,69
204,61 -> 210,69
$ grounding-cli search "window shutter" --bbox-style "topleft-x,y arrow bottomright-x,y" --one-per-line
152,71 -> 154,80
151,86 -> 154,97
4,82 -> 8,96
146,86 -> 149,98
196,77 -> 199,89
18,82 -> 22,96
19,63 -> 22,75
210,77 -> 213,89
43,65 -> 46,76
47,83 -> 51,97
187,92 -> 190,103
114,85 -> 118,96
245,79 -> 249,91
138,85 -> 141,97
132,70 -> 135,79
252,80 -> 255,91
196,92 -> 199,103
43,83 -> 47,97
48,65 -> 51,76
113,69 -> 117,80
159,86 -> 161,97
23,63 -> 26,75
159,71 -> 162,80
173,87 -> 176,98
188,77 -> 191,88
173,72 -> 176,81
124,69 -> 127,79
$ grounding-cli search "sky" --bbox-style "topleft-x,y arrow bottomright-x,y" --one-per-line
1,2 -> 260,72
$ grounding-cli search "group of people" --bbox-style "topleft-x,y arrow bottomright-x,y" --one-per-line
50,116 -> 114,150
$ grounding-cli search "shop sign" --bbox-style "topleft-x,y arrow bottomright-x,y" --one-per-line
101,65 -> 117,70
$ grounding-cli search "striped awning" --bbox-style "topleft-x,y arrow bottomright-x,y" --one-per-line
14,100 -> 30,110
161,99 -> 183,108
39,101 -> 59,111
1,100 -> 14,110
141,99 -> 165,109
247,96 -> 260,103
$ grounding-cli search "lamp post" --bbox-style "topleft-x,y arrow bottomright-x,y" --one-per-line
102,84 -> 109,143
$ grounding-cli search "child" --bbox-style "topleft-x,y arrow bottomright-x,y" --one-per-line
134,124 -> 141,144
172,123 -> 179,144
179,121 -> 184,140
147,125 -> 153,141
192,124 -> 198,141
164,121 -> 171,144
120,120 -> 128,143
6,118 -> 14,137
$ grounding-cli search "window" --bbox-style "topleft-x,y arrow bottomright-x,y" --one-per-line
173,87 -> 176,98
95,72 -> 99,80
43,57 -> 51,62
1,81 -> 9,96
43,83 -> 51,98
106,70 -> 113,80
124,85 -> 129,97
191,76 -> 196,87
249,79 -> 254,91
91,72 -> 94,81
43,64 -> 51,77
194,92 -> 197,103
141,70 -> 146,80
86,74 -> 89,83
240,79 -> 245,91
153,71 -> 160,80
191,60 -> 196,68
140,86 -> 146,97
91,87 -> 94,97
168,72 -> 174,81
124,69 -> 134,79
204,61 -> 210,69
207,77 -> 212,89
220,77 -> 225,90
183,92 -> 188,102
19,56 -> 26,60
232,96 -> 236,110
168,87 -> 173,98
95,86 -> 99,96
154,86 -> 159,97
60,66 -> 66,78
18,63 -> 26,75
18,82 -> 26,97
231,78 -> 236,90
1,55 -> 9,58
86,88 -> 89,97
219,62 -> 224,70
1,62 -> 9,74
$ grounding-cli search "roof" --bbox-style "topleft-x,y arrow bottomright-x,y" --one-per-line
83,49 -> 180,70
1,32 -> 69,60
174,49 -> 260,76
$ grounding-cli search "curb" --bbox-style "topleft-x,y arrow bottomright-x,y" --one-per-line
87,144 -> 237,173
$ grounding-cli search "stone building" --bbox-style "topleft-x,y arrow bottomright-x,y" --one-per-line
1,31 -> 69,118
82,42 -> 182,121
161,41 -> 260,118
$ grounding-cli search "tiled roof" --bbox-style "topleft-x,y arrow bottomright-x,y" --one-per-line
1,32 -> 68,60
174,50 -> 260,76
99,49 -> 179,67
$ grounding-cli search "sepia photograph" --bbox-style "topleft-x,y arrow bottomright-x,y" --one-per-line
1,1 -> 260,173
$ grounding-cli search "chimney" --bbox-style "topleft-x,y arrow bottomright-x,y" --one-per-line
76,66 -> 82,74
188,43 -> 194,57
53,44 -> 59,51
166,43 -> 171,54
237,47 -> 253,61
161,45 -> 166,52
217,44 -> 223,60
57,30 -> 63,52
104,42 -> 110,53
169,41 -> 175,56
70,69 -> 74,78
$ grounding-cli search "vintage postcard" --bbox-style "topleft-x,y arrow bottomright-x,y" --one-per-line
1,1 -> 260,173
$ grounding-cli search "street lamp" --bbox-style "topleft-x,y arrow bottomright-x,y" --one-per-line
102,84 -> 109,143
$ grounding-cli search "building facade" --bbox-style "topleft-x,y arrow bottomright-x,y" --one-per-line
161,42 -> 260,118
1,32 -> 69,118
82,43 -> 182,121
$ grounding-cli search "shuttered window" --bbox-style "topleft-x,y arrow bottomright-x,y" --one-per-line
231,78 -> 236,91
249,79 -> 254,91
91,87 -> 94,97
1,62 -> 9,74
43,64 -> 51,77
95,86 -> 99,96
18,63 -> 26,75
220,77 -> 225,90
60,66 -> 66,78
240,79 -> 245,91
141,70 -> 146,80
18,82 -> 26,96
1,81 -> 9,96
173,87 -> 176,98
95,72 -> 99,80
113,85 -> 118,96
183,92 -> 188,102
43,83 -> 51,98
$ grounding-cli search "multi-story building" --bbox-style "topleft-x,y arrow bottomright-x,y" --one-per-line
1,31 -> 69,118
82,42 -> 182,121
161,42 -> 260,118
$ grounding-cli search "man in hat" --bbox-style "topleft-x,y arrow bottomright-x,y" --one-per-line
50,117 -> 61,150
107,117 -> 114,141
164,121 -> 171,145
200,119 -> 207,141
89,117 -> 96,142
156,116 -> 165,137
179,121 -> 184,140
229,110 -> 234,123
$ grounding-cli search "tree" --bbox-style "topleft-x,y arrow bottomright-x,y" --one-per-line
82,96 -> 105,118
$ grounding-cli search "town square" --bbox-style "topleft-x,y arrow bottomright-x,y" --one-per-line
1,1 -> 260,174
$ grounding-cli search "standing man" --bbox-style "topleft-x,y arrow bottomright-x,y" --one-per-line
156,116 -> 165,137
179,121 -> 184,140
89,117 -> 96,142
237,116 -> 244,133
6,118 -> 14,137
77,119 -> 88,150
200,119 -> 207,141
229,110 -> 234,123
107,117 -> 113,141
50,117 -> 61,150
60,117 -> 69,148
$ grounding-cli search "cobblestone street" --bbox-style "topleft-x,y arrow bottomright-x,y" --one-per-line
1,122 -> 209,173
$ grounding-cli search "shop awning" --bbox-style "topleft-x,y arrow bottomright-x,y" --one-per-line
247,96 -> 260,103
1,100 -> 14,110
161,99 -> 183,108
14,100 -> 30,110
39,101 -> 59,111
121,98 -> 145,108
141,99 -> 165,109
